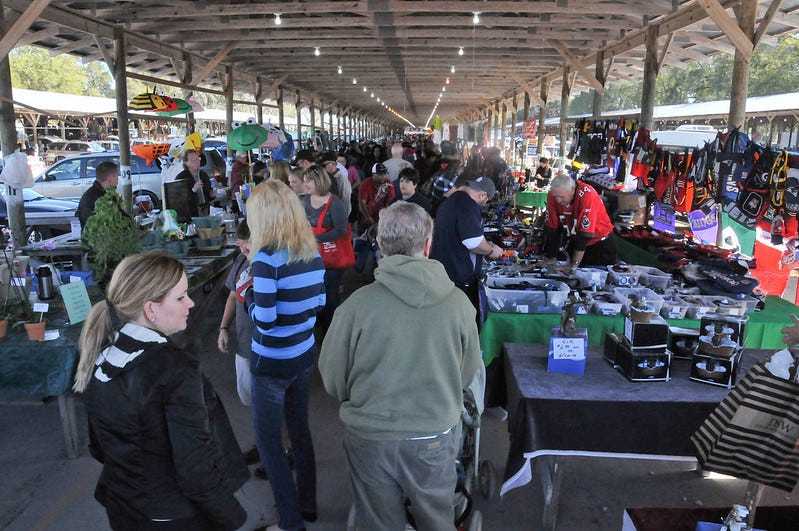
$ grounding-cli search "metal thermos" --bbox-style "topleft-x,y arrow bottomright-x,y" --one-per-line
36,266 -> 54,301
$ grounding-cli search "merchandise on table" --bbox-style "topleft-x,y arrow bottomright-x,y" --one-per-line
484,276 -> 569,314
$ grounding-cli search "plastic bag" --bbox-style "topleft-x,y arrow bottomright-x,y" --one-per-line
1,151 -> 34,188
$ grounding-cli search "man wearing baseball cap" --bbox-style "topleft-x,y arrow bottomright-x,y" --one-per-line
319,150 -> 352,214
358,162 -> 395,230
431,176 -> 503,322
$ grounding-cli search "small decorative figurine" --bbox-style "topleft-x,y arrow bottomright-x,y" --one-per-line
560,291 -> 591,337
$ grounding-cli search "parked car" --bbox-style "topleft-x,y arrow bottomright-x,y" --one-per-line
0,186 -> 78,243
44,140 -> 105,164
35,151 -> 163,208
34,148 -> 225,208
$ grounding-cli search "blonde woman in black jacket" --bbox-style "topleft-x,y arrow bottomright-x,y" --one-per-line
73,251 -> 247,531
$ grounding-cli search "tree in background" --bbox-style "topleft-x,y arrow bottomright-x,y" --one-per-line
568,34 -> 799,115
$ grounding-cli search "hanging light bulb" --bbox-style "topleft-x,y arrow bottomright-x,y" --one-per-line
442,86 -> 446,92
353,78 -> 357,84
376,97 -> 380,102
314,47 -> 320,56
363,86 -> 367,92
450,65 -> 456,74
473,12 -> 480,24
445,77 -> 450,84
274,13 -> 282,25
458,47 -> 464,56
337,66 -> 342,74
370,92 -> 374,98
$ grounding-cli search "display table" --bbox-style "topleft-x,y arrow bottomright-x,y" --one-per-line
0,247 -> 237,458
622,505 -> 799,531
479,295 -> 795,366
515,190 -> 548,210
501,343 -> 764,531
20,233 -> 88,270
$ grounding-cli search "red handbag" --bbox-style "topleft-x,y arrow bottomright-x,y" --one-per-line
311,197 -> 356,269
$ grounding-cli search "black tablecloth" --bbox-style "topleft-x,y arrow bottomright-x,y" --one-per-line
502,343 -> 765,495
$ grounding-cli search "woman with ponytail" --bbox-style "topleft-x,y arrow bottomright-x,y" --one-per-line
73,251 -> 246,531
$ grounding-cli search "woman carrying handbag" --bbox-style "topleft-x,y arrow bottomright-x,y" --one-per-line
302,165 -> 354,334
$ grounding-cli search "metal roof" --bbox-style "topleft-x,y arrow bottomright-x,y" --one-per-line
4,0 -> 799,129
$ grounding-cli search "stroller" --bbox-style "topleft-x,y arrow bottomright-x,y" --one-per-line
346,381 -> 495,531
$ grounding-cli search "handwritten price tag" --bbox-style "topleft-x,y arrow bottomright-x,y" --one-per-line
552,337 -> 586,360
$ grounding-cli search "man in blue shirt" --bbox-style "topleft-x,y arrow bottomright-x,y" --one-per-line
430,176 -> 503,320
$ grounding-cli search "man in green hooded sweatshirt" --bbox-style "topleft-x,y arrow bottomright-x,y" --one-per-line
319,201 -> 483,530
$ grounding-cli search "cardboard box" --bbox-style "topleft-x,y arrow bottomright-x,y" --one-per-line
668,326 -> 700,359
689,351 -> 743,389
617,191 -> 646,211
700,314 -> 748,347
604,332 -> 622,366
547,326 -> 587,375
616,341 -> 671,382
623,315 -> 669,349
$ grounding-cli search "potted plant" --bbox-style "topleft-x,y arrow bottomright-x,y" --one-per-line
83,189 -> 139,288
0,227 -> 31,338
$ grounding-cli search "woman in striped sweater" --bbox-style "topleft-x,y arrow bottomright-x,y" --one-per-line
243,179 -> 326,531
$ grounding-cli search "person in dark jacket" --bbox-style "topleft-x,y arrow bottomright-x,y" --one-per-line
395,167 -> 432,214
77,161 -> 119,228
73,251 -> 247,531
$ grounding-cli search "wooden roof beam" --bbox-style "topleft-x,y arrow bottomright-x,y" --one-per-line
696,0 -> 754,60
754,0 -> 786,46
0,0 -> 51,60
193,41 -> 236,86
508,72 -> 545,106
548,39 -> 604,92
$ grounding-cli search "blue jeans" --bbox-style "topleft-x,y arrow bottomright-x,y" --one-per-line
251,364 -> 316,530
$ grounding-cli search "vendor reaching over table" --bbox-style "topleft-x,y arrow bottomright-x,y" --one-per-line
541,173 -> 617,269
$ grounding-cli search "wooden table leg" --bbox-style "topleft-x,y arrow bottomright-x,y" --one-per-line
57,393 -> 80,459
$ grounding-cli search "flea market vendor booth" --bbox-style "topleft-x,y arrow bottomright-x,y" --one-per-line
0,212 -> 239,459
483,120 -> 799,530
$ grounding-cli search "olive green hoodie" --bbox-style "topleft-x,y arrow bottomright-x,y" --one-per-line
319,254 -> 482,439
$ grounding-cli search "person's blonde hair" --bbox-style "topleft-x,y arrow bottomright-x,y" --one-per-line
302,165 -> 331,196
269,160 -> 290,184
73,251 -> 184,393
247,179 -> 319,263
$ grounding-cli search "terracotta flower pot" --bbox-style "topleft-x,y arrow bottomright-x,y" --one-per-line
0,318 -> 8,339
24,320 -> 46,341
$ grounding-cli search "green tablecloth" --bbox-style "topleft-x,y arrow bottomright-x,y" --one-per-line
515,190 -> 548,209
479,295 -> 796,365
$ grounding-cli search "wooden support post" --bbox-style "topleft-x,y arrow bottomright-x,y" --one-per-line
538,79 -> 549,161
728,0 -> 757,130
277,87 -> 285,130
592,49 -> 606,119
224,66 -> 233,159
295,91 -> 302,149
255,77 -> 264,126
0,1 -> 26,248
559,66 -> 571,160
500,102 -> 507,158
114,26 -> 131,210
641,25 -> 660,129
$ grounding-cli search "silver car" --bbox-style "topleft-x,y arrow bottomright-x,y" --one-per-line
44,140 -> 105,164
35,152 -> 164,208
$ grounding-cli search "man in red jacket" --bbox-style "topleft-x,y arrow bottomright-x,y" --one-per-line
542,173 -> 617,268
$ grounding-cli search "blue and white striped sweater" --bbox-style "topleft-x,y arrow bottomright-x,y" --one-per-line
247,247 -> 325,360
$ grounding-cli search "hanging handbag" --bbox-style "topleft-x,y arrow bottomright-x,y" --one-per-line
691,360 -> 799,492
311,196 -> 356,269
691,358 -> 799,492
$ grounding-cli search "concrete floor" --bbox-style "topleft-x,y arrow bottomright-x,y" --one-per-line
2,274 -> 798,531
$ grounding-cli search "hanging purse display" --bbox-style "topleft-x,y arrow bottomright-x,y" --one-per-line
311,197 -> 356,270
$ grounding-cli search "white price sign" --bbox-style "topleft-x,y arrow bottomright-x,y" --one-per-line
552,337 -> 586,360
